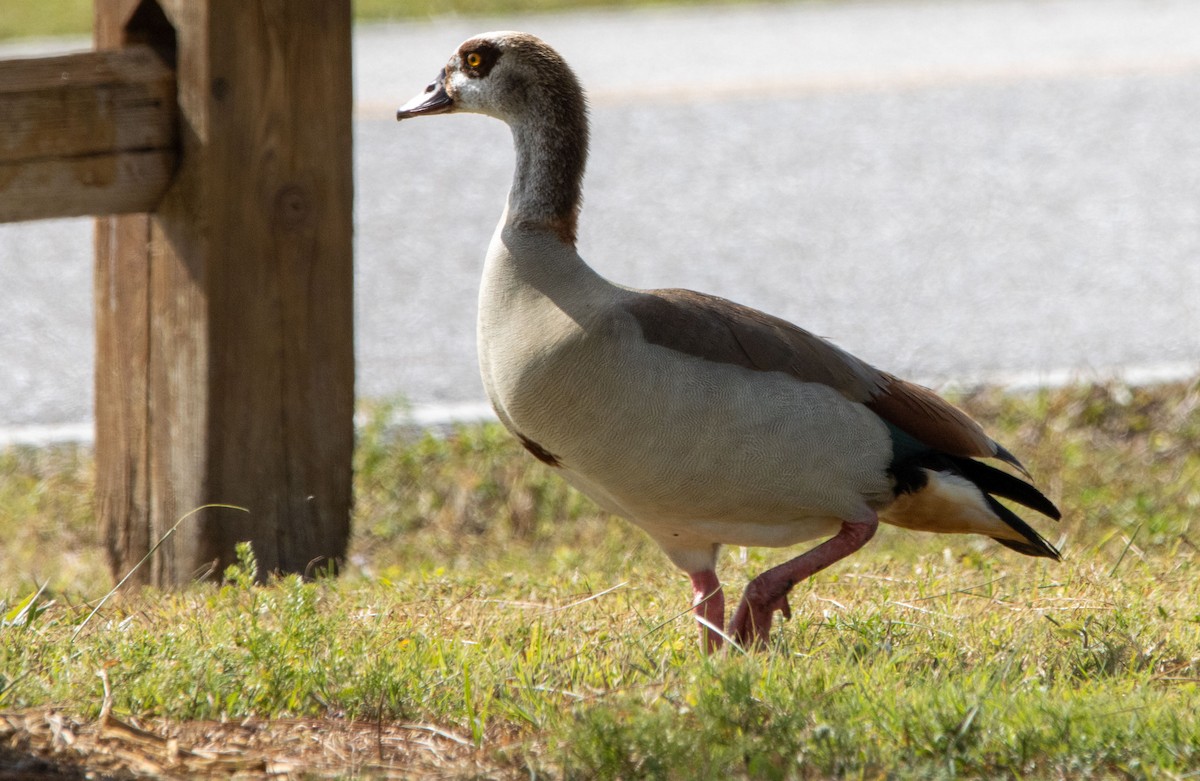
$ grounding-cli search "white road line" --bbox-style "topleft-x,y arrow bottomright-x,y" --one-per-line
3,362 -> 1193,448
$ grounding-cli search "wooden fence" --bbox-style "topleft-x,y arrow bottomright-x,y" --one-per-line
0,0 -> 355,586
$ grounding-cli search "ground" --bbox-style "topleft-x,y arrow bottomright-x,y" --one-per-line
2,381 -> 1199,779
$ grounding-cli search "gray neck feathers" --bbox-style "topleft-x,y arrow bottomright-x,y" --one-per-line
506,70 -> 588,246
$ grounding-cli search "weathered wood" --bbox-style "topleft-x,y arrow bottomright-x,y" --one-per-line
95,214 -> 153,577
96,0 -> 355,585
0,45 -> 176,222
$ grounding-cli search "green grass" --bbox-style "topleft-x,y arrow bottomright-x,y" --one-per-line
0,0 -> 757,42
2,380 -> 1200,778
0,0 -> 91,41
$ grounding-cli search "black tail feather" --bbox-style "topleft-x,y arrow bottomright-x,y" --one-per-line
992,442 -> 1032,478
893,451 -> 1063,561
984,495 -> 1062,560
946,456 -> 1062,521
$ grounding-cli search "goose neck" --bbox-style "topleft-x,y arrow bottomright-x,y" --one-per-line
507,110 -> 587,246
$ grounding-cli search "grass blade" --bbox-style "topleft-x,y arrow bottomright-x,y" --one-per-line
71,503 -> 247,642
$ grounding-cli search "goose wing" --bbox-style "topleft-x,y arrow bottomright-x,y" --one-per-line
623,287 -> 1024,472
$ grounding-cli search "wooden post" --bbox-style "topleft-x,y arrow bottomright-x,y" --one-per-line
95,0 -> 354,584
0,46 -> 176,222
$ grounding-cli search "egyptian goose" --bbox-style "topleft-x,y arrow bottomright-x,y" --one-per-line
396,31 -> 1061,652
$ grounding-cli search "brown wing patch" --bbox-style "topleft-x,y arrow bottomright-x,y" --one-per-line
623,289 -> 1027,467
517,433 -> 561,468
624,289 -> 757,370
865,374 -> 996,459
623,288 -> 883,399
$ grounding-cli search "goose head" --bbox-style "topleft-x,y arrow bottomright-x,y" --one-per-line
397,31 -> 589,245
397,31 -> 585,125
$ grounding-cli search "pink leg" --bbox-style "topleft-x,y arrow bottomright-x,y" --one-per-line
730,515 -> 878,648
689,569 -> 725,653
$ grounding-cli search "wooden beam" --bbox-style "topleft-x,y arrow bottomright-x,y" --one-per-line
96,0 -> 355,585
0,45 -> 176,223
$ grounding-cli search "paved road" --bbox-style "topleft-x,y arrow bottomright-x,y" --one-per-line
2,0 -> 1199,443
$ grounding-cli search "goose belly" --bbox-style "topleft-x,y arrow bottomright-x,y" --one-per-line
483,324 -> 895,549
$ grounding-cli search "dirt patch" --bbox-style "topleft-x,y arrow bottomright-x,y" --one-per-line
0,709 -> 520,779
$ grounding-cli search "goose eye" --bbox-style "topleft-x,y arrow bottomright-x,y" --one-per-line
465,52 -> 482,68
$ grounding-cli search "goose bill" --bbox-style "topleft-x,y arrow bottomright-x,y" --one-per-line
397,72 -> 453,120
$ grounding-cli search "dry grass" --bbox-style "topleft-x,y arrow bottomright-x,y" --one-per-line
0,710 -> 498,779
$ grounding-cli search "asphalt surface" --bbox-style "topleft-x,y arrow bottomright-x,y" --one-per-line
2,0 -> 1199,444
